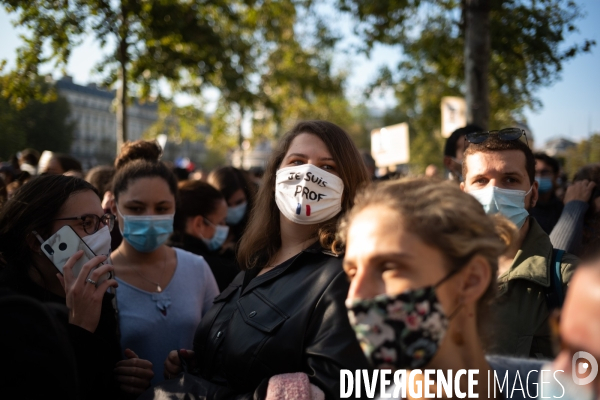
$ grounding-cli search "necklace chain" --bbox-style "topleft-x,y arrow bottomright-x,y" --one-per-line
113,248 -> 168,293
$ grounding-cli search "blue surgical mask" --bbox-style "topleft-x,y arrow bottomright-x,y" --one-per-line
468,185 -> 533,229
536,176 -> 553,194
201,218 -> 229,251
225,201 -> 247,225
117,206 -> 174,253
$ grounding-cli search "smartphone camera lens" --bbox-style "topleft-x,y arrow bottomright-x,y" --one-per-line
44,244 -> 55,255
59,242 -> 67,251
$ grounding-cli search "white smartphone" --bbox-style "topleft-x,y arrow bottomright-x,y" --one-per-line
40,225 -> 112,285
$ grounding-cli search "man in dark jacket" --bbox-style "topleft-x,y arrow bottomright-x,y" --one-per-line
461,131 -> 578,359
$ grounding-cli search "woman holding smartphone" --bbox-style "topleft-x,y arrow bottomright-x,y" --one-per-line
0,174 -> 153,399
109,157 -> 219,386
164,120 -> 371,399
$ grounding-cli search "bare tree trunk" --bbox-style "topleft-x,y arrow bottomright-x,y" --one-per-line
116,61 -> 127,156
464,0 -> 490,130
116,6 -> 129,156
238,106 -> 244,168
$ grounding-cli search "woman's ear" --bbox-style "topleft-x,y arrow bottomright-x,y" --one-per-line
458,255 -> 492,306
186,215 -> 205,238
529,179 -> 539,209
26,232 -> 42,254
102,191 -> 114,210
110,199 -> 118,216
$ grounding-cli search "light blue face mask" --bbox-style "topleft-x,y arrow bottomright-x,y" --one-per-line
201,218 -> 230,251
117,206 -> 174,253
225,201 -> 247,225
468,185 -> 533,229
536,176 -> 553,194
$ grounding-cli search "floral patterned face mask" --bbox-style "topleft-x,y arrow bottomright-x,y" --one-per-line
346,270 -> 460,370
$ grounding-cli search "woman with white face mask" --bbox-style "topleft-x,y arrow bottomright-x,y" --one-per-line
163,120 -> 371,399
0,174 -> 151,399
110,159 -> 219,388
167,180 -> 240,291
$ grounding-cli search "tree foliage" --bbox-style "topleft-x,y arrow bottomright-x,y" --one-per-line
0,76 -> 73,160
563,133 -> 600,179
210,1 -> 371,153
338,0 -> 596,171
1,0 -> 363,157
0,0 -> 262,150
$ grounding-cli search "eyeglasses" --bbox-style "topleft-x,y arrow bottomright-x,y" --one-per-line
55,213 -> 115,235
465,128 -> 528,146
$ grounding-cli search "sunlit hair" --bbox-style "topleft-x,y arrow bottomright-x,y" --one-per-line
114,140 -> 162,170
237,120 -> 369,270
337,177 -> 517,338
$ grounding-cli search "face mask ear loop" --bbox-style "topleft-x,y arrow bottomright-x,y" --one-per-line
115,203 -> 125,219
447,298 -> 464,320
525,185 -> 533,196
433,261 -> 470,320
433,263 -> 464,290
32,230 -> 45,245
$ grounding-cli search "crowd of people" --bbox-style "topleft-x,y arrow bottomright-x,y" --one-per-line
0,120 -> 599,399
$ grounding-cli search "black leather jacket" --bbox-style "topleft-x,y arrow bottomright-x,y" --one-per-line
192,243 -> 370,399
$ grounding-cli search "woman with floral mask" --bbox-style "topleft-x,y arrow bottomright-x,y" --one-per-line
0,174 -> 152,398
167,180 -> 239,291
163,120 -> 370,399
110,159 -> 219,386
339,178 -> 542,399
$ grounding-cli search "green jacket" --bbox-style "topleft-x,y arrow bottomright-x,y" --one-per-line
489,218 -> 578,359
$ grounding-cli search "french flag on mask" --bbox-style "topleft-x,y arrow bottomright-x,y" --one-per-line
275,164 -> 344,225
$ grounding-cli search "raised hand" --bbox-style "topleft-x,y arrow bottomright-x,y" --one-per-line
57,251 -> 118,332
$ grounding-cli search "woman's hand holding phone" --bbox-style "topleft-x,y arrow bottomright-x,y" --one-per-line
56,250 -> 118,333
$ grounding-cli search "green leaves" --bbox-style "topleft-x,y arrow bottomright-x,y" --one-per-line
0,76 -> 73,160
338,0 -> 595,171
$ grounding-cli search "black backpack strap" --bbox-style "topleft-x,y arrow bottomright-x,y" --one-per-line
546,249 -> 565,310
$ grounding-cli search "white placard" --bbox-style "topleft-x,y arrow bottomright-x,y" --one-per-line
441,96 -> 467,138
371,122 -> 410,167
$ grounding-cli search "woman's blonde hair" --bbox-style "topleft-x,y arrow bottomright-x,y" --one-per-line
237,120 -> 369,270
338,177 -> 517,338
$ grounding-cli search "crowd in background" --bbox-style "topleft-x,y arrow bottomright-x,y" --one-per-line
0,121 -> 599,399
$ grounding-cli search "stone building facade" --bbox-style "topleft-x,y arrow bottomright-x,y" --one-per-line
56,76 -> 158,168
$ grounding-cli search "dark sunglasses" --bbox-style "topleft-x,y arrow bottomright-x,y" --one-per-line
465,128 -> 528,146
55,213 -> 115,235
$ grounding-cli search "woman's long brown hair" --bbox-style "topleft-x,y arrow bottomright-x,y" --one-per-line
237,120 -> 369,270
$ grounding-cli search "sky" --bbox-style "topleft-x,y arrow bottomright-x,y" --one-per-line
0,2 -> 599,147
